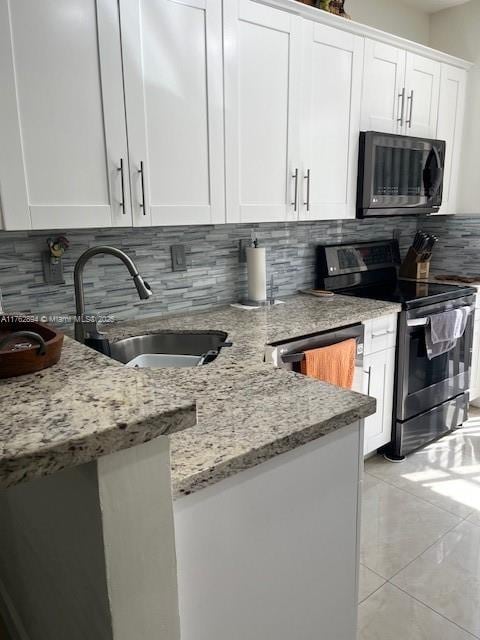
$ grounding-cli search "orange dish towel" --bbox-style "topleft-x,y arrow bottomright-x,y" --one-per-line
300,338 -> 356,390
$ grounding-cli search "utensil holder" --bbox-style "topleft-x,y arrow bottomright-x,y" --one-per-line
399,247 -> 431,280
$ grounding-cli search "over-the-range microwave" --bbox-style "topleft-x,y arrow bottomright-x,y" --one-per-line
356,131 -> 446,218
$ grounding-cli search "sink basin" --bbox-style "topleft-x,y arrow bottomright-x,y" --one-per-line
109,330 -> 229,367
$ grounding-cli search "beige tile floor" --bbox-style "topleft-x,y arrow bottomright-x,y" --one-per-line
358,406 -> 480,640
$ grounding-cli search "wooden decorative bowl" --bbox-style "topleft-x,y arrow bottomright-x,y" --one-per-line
0,318 -> 64,378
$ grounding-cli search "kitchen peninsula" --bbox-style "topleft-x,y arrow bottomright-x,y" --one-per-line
0,294 -> 399,640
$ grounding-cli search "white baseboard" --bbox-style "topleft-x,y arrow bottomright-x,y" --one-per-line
0,577 -> 30,640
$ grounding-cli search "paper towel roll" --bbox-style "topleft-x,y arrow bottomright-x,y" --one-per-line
246,247 -> 267,302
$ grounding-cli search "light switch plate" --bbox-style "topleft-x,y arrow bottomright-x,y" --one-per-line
42,252 -> 65,285
171,244 -> 187,272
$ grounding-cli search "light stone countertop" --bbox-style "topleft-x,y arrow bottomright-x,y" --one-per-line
0,294 -> 400,494
0,337 -> 197,489
102,294 -> 401,497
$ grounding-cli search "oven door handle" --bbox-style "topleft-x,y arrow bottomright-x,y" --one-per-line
407,306 -> 473,328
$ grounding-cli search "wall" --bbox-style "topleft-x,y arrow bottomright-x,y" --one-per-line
430,1 -> 479,214
345,0 -> 430,45
0,218 -> 417,324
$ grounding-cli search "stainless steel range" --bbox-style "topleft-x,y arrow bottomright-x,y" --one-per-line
316,240 -> 476,460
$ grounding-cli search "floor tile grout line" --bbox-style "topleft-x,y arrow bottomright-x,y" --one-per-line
386,515 -> 463,583
385,581 -> 480,639
364,469 -> 476,520
358,578 -> 386,605
359,562 -> 386,581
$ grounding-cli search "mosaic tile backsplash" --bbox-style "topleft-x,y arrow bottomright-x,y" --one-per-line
420,215 -> 480,276
0,218 -> 417,322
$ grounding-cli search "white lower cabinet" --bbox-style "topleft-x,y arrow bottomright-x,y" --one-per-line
363,314 -> 398,456
363,347 -> 396,455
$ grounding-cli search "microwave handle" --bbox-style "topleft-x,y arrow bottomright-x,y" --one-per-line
429,167 -> 444,200
425,145 -> 444,200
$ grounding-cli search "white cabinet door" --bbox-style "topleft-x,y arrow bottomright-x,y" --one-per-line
300,22 -> 363,220
364,348 -> 396,456
436,64 -> 467,215
0,0 -> 130,230
224,0 -> 301,223
404,53 -> 441,138
120,0 -> 225,227
361,40 -> 406,134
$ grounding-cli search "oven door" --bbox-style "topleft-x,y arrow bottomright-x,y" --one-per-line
358,131 -> 446,217
396,296 -> 475,422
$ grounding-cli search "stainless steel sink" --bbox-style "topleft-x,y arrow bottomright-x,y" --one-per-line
109,330 -> 229,367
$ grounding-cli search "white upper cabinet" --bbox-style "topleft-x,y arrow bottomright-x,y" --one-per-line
224,0 -> 301,223
404,53 -> 441,138
119,0 -> 225,227
361,40 -> 406,134
436,64 -> 467,215
362,40 -> 441,139
0,0 -> 131,230
0,0 -> 471,230
300,23 -> 363,220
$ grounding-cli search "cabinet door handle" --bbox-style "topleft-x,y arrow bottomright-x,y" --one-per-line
372,331 -> 388,338
304,169 -> 311,212
364,366 -> 372,396
406,90 -> 414,128
118,158 -> 126,215
291,168 -> 299,212
397,88 -> 406,126
138,161 -> 147,215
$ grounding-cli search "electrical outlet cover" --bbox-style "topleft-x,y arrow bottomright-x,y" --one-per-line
171,244 -> 187,272
42,252 -> 65,285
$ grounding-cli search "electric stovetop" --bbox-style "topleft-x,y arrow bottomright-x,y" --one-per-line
338,279 -> 476,310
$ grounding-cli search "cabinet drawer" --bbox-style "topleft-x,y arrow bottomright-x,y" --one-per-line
364,314 -> 398,354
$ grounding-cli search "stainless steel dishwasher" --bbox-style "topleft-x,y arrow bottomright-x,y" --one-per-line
265,323 -> 366,394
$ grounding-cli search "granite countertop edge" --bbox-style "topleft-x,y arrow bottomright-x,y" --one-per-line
0,403 -> 197,491
172,395 -> 376,499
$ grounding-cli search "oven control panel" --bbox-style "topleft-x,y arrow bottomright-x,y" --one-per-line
317,240 -> 400,278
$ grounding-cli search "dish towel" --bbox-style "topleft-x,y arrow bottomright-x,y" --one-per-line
300,338 -> 356,390
425,307 -> 470,360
